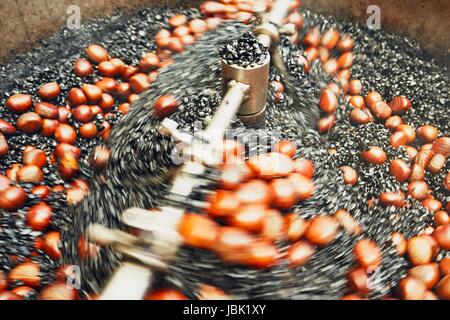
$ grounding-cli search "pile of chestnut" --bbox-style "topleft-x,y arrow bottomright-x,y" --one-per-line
0,0 -> 302,300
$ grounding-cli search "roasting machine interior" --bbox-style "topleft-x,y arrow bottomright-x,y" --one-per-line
0,0 -> 449,301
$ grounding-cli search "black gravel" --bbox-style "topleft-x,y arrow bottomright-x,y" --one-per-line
219,31 -> 269,68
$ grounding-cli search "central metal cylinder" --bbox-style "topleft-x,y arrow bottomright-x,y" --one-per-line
221,55 -> 270,125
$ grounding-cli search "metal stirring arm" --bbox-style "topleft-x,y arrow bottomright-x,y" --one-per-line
88,0 -> 295,300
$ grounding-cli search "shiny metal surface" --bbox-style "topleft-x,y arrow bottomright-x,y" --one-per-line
221,57 -> 270,124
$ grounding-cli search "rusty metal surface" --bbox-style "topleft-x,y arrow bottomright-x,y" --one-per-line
0,0 -> 448,67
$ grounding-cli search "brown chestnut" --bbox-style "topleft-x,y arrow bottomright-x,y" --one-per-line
139,53 -> 160,73
68,88 -> 87,107
349,108 -> 372,125
58,154 -> 79,181
353,239 -> 382,269
34,102 -> 58,119
348,79 -> 362,95
389,131 -> 408,149
385,116 -> 403,131
427,154 -> 446,173
391,232 -> 407,256
79,123 -> 98,139
18,164 -> 43,183
436,275 -> 450,300
248,153 -> 294,179
110,58 -> 126,75
179,214 -> 218,250
167,37 -> 184,53
0,186 -> 27,210
229,204 -> 265,232
271,178 -> 297,210
361,146 -> 386,165
349,95 -> 365,109
55,143 -> 81,160
284,214 -> 309,242
379,191 -> 405,208
130,73 -> 151,94
82,84 -> 102,103
405,146 -> 418,161
23,147 -> 46,168
0,133 -> 8,158
433,224 -> 450,250
347,268 -> 370,294
169,14 -> 188,28
320,28 -> 340,50
116,82 -> 131,101
432,137 -> 450,158
434,210 -> 450,226
0,119 -> 16,136
417,125 -> 439,143
42,231 -> 62,261
336,35 -> 354,52
293,158 -> 314,179
409,164 -> 425,182
406,235 -> 438,266
399,276 -> 426,300
407,181 -> 429,200
303,28 -> 320,47
339,166 -> 358,185
322,59 -> 338,74
73,58 -> 93,77
388,96 -> 411,115
372,101 -> 392,120
153,94 -> 180,119
408,263 -> 440,289
31,185 -> 51,201
364,91 -> 382,109
304,47 -> 319,62
236,179 -> 274,205
16,112 -> 43,133
173,25 -> 191,38
260,209 -> 284,242
305,216 -> 339,246
95,77 -> 117,94
285,174 -> 314,202
8,262 -> 40,288
337,52 -> 353,69
97,61 -> 116,77
37,82 -> 60,101
397,124 -> 416,144
422,198 -> 442,213
55,124 -> 77,145
27,202 -> 52,231
189,19 -> 208,34
40,283 -> 78,300
0,174 -> 10,192
72,105 -> 93,123
118,102 -> 130,115
86,44 -> 110,64
6,94 -> 33,114
389,159 -> 411,182
335,209 -> 361,235
440,258 -> 450,276
273,140 -> 297,158
288,241 -> 315,267
414,150 -> 434,169
319,89 -> 338,113
317,114 -> 336,133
